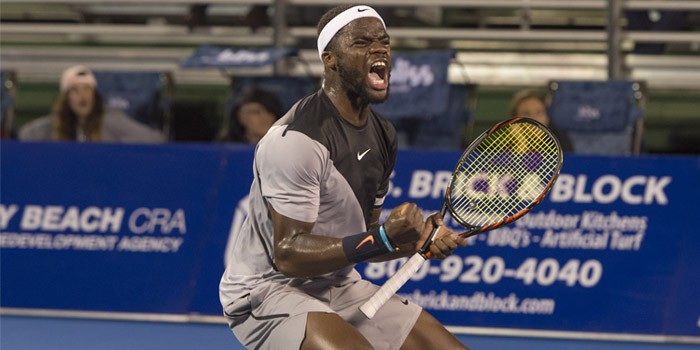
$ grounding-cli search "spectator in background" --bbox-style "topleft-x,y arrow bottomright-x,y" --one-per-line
217,87 -> 282,144
509,89 -> 574,153
18,65 -> 163,143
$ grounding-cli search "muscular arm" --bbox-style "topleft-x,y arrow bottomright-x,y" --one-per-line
272,205 -> 465,278
271,206 -> 350,277
273,202 -> 430,277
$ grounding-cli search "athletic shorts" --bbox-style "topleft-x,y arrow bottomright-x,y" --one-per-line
223,277 -> 422,350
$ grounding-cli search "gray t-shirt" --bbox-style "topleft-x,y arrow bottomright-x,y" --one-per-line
219,90 -> 397,304
18,108 -> 163,143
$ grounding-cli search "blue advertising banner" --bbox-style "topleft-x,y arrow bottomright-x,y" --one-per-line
359,152 -> 700,338
179,45 -> 298,68
1,141 -> 698,340
0,142 -> 253,315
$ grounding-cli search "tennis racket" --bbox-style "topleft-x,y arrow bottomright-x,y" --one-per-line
359,117 -> 564,319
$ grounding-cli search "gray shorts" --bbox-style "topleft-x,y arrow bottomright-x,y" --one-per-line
223,277 -> 422,350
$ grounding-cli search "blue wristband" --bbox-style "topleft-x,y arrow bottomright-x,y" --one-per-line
378,225 -> 396,252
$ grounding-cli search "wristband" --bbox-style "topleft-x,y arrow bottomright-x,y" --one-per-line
378,225 -> 397,252
342,226 -> 391,263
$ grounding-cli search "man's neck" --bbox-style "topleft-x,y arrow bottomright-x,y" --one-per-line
323,84 -> 369,127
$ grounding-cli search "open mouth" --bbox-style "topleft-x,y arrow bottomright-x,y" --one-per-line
368,61 -> 388,90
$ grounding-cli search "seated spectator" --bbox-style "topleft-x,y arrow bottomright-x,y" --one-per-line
18,65 -> 163,143
509,89 -> 574,153
217,88 -> 282,144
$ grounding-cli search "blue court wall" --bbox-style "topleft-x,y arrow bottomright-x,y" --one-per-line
1,142 -> 698,341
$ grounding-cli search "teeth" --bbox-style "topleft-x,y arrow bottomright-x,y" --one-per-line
372,62 -> 386,68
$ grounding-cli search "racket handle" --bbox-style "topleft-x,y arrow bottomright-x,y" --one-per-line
359,253 -> 427,319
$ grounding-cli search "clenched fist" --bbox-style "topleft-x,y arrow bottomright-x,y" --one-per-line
382,202 -> 424,246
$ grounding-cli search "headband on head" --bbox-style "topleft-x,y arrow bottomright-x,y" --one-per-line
317,5 -> 386,61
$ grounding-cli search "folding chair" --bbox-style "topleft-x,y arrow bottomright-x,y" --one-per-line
547,80 -> 646,156
1,70 -> 17,139
373,50 -> 472,150
93,71 -> 174,137
394,83 -> 475,151
180,45 -> 314,142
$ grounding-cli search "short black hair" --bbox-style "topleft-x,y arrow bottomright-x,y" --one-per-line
316,4 -> 356,55
237,88 -> 283,118
218,88 -> 283,143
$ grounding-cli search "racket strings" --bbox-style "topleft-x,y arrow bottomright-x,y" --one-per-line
466,125 -> 558,215
449,122 -> 560,227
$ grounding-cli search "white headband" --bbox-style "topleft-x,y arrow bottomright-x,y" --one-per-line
317,5 -> 386,60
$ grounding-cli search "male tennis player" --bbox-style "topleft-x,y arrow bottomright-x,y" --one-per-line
220,5 -> 469,349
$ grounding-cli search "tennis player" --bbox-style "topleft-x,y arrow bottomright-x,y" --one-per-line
219,5 -> 469,349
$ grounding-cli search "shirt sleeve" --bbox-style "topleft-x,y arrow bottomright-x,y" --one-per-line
256,127 -> 328,223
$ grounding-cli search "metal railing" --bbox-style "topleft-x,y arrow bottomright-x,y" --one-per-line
3,0 -> 700,10
0,0 -> 698,88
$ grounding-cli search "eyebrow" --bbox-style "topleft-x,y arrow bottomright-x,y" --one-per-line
353,32 -> 390,41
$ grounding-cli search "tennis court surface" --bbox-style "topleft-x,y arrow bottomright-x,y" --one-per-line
2,315 -> 698,350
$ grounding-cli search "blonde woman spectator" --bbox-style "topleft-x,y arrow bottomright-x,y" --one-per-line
509,89 -> 574,152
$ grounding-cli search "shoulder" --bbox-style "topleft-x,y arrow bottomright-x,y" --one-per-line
281,90 -> 338,146
371,109 -> 397,135
18,115 -> 53,140
257,124 -> 329,172
370,109 -> 398,150
102,108 -> 144,126
101,108 -> 163,143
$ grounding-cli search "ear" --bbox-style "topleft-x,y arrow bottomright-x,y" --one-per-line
322,51 -> 337,71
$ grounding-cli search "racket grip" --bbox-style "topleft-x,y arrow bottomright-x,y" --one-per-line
359,253 -> 427,319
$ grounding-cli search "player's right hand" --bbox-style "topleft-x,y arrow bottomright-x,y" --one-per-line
382,202 -> 424,246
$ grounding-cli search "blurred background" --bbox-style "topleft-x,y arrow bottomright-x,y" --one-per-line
1,1 -> 700,350
1,0 -> 699,152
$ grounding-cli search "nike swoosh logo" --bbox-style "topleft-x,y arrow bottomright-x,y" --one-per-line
357,148 -> 371,160
358,8 -> 369,12
355,235 -> 374,250
401,299 -> 409,305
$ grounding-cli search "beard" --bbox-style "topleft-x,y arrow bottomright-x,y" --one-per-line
337,61 -> 390,107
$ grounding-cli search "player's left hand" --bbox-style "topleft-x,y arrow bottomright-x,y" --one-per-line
420,213 -> 467,259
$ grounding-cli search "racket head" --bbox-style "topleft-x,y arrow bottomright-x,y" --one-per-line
446,117 -> 563,236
